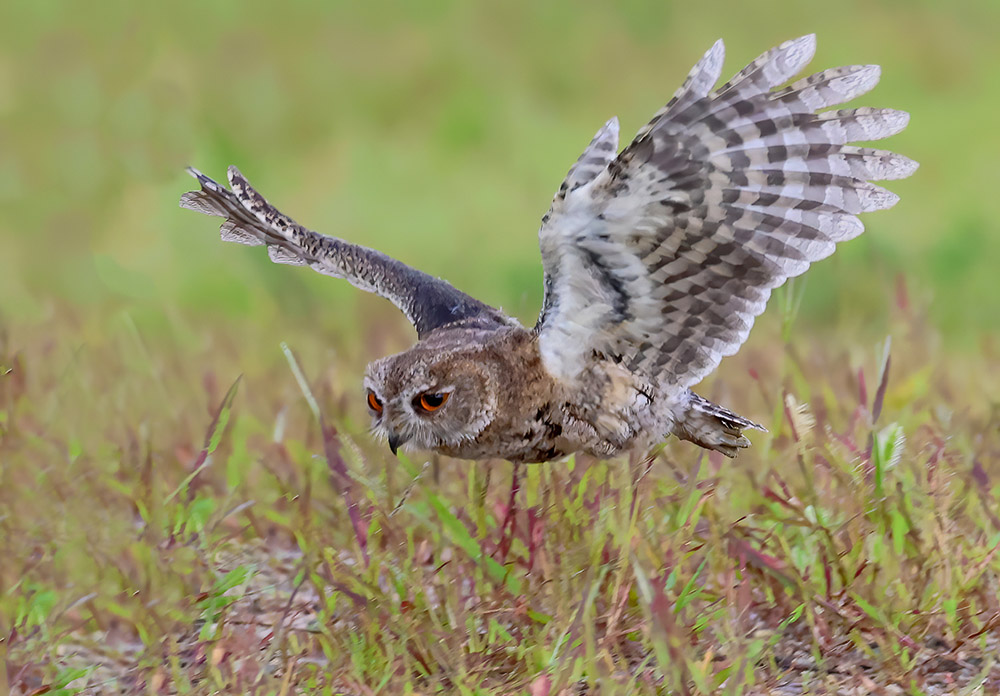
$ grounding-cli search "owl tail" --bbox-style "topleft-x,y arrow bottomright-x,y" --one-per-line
672,391 -> 766,458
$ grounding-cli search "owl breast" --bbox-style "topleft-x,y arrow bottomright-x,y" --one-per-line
432,327 -> 665,464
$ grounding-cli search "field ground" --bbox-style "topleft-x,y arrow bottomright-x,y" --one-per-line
3,294 -> 999,694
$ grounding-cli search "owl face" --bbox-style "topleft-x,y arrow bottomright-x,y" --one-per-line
363,344 -> 497,456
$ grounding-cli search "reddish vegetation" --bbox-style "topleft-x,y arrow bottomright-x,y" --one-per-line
2,300 -> 999,694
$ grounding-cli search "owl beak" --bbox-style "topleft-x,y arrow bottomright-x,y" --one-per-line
387,432 -> 409,456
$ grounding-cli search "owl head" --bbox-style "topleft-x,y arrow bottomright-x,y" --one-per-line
362,337 -> 498,456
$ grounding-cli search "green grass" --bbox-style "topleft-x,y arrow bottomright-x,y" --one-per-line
3,300 -> 999,693
2,1 -> 999,693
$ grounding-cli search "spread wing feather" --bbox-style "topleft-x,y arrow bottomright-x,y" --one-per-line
535,35 -> 916,390
180,167 -> 511,338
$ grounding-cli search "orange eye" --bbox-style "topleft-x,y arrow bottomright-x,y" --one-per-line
366,391 -> 383,413
417,392 -> 449,412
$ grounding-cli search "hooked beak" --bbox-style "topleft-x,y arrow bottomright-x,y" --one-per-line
388,432 -> 410,456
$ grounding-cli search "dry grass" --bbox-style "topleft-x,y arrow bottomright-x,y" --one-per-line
2,288 -> 999,695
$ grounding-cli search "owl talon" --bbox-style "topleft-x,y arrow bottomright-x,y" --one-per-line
672,392 -> 762,458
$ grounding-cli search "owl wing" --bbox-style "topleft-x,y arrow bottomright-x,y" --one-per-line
534,35 -> 917,390
180,167 -> 511,338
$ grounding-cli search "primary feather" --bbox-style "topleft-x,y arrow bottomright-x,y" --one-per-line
535,34 -> 916,390
180,166 -> 510,338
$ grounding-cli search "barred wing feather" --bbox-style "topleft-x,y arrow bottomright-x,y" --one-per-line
535,35 -> 917,390
180,167 -> 510,338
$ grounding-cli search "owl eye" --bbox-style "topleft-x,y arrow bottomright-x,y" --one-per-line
366,391 -> 383,414
416,392 -> 450,412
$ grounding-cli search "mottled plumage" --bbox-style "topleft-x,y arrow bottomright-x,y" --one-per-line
181,35 -> 916,462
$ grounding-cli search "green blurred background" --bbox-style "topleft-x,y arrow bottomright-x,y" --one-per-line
2,0 -> 997,353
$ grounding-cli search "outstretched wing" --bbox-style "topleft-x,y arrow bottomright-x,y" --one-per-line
535,35 -> 917,389
180,167 -> 511,338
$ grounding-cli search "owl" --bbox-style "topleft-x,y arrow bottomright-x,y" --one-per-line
181,35 -> 916,463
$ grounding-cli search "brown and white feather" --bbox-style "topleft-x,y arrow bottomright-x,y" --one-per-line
535,34 -> 916,393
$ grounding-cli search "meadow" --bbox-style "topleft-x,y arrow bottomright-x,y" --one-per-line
2,1 -> 999,693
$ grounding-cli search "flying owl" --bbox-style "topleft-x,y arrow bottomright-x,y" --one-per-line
180,35 -> 916,462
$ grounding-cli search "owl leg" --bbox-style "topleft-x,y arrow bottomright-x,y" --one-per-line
671,391 -> 766,458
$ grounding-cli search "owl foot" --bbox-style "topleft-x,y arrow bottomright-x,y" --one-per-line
672,391 -> 766,458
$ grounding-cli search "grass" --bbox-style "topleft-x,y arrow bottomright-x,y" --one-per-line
2,1 -> 999,693
2,289 -> 999,694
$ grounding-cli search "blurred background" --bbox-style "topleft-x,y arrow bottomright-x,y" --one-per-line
4,3 -> 998,685
1,0 -> 997,359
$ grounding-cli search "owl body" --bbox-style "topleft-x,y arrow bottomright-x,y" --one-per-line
363,324 -> 754,463
181,35 -> 916,462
